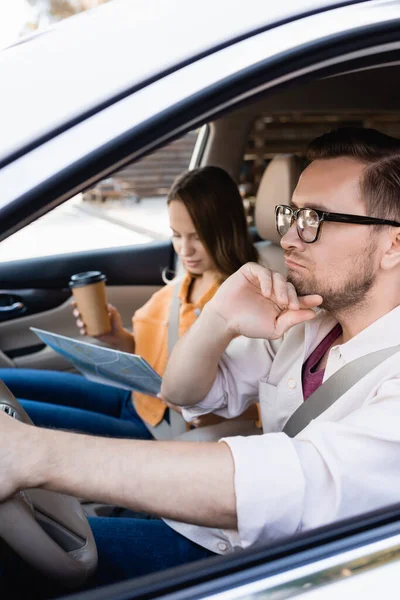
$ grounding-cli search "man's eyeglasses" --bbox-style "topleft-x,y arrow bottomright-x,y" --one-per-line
275,204 -> 400,244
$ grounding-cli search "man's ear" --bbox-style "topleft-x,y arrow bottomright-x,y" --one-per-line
381,229 -> 400,270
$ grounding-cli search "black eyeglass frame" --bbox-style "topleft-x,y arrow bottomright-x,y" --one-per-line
275,204 -> 400,244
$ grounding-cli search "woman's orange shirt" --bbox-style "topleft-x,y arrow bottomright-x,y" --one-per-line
132,273 -> 220,426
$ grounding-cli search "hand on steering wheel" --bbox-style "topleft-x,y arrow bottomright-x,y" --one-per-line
0,380 -> 97,587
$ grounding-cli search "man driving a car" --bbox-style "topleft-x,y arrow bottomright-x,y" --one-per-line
0,127 -> 400,592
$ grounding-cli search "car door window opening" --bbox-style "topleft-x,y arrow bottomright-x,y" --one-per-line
1,1 -> 400,598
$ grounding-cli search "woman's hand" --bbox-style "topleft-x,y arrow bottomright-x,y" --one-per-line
72,302 -> 135,353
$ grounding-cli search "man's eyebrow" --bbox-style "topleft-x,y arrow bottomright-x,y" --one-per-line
290,200 -> 331,212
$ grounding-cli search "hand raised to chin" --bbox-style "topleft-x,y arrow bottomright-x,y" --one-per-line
206,262 -> 323,341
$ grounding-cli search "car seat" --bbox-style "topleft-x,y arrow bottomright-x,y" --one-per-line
254,154 -> 305,273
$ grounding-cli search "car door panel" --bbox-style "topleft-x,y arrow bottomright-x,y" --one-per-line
0,289 -> 71,322
0,241 -> 173,289
0,241 -> 172,371
0,285 -> 162,371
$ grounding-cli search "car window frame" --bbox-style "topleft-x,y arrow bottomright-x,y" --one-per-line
63,502 -> 400,600
0,1 -> 398,242
3,8 -> 400,597
0,0 -> 371,168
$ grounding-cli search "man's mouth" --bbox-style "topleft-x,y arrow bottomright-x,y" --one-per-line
284,255 -> 306,269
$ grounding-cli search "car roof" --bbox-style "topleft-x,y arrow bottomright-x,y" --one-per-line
0,0 -> 365,164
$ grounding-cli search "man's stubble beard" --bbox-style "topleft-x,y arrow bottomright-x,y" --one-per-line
286,240 -> 377,315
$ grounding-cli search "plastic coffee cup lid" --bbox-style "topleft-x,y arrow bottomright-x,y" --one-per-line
69,271 -> 106,288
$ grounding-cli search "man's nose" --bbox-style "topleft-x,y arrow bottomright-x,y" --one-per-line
280,222 -> 304,251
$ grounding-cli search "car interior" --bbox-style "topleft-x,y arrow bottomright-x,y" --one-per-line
0,63 -> 399,375
1,49 -> 400,595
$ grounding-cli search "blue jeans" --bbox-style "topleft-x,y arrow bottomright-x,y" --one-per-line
0,373 -> 214,595
0,368 -> 153,439
0,517 -> 214,598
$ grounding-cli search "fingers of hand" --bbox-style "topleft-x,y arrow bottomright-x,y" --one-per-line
73,305 -> 86,331
242,264 -> 303,312
76,318 -> 86,335
242,263 -> 273,297
275,307 -> 317,337
108,304 -> 119,317
298,294 -> 323,309
108,306 -> 122,326
259,271 -> 273,297
272,271 -> 292,306
271,272 -> 302,310
287,282 -> 300,310
254,266 -> 273,297
245,265 -> 299,309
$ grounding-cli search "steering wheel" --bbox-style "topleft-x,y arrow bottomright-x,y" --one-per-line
0,380 -> 97,587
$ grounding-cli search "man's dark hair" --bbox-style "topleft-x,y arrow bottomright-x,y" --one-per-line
307,127 -> 400,221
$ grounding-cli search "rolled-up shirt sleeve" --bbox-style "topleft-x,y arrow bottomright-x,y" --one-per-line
182,336 -> 276,422
220,378 -> 400,550
221,433 -> 306,548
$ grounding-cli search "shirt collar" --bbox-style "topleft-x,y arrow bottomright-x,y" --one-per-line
178,271 -> 220,309
304,309 -> 338,358
305,304 -> 400,365
338,304 -> 400,363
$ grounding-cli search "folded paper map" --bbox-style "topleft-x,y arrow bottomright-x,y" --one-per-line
30,327 -> 161,396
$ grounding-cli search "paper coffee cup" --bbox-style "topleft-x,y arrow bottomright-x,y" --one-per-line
69,271 -> 111,337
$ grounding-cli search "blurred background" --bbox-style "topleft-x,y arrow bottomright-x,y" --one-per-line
0,0 -> 200,261
0,1 -> 111,49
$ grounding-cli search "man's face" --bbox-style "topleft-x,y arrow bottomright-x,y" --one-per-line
281,157 -> 380,313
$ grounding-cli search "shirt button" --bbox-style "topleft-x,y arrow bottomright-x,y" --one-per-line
217,542 -> 228,552
288,378 -> 297,389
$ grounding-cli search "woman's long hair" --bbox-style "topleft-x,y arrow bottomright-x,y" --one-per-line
168,166 -> 258,281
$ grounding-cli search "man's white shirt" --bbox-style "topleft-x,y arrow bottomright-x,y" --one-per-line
165,306 -> 400,555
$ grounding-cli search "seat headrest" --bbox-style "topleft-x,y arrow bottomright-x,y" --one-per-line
254,154 -> 305,243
